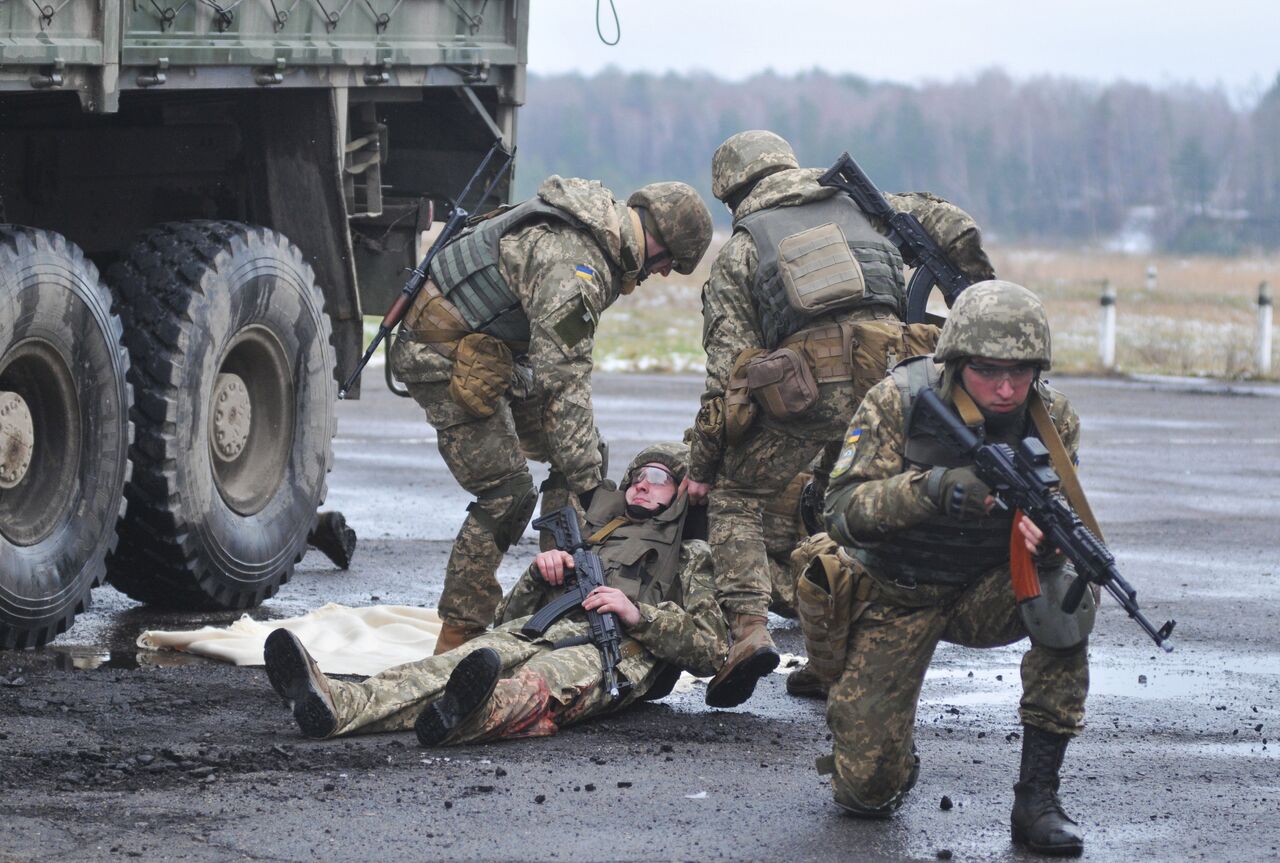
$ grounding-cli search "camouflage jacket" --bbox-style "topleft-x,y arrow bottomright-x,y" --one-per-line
494,539 -> 728,680
689,168 -> 995,482
823,369 -> 1081,547
397,177 -> 647,493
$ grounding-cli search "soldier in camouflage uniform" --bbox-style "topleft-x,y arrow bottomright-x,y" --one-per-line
815,281 -> 1091,856
685,130 -> 995,708
390,177 -> 713,654
264,443 -> 728,747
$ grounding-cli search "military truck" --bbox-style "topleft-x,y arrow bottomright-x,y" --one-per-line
0,0 -> 527,647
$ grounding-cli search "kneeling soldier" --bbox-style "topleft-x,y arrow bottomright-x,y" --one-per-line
808,281 -> 1093,856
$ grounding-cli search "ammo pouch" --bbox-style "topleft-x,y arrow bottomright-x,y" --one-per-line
403,278 -> 470,352
448,333 -> 514,418
724,348 -> 765,444
793,533 -> 865,687
746,346 -> 819,420
846,320 -> 940,399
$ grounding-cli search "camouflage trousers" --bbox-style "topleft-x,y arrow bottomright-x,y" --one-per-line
407,381 -> 577,631
325,623 -> 646,743
710,381 -> 858,618
825,562 -> 1089,812
763,471 -> 812,618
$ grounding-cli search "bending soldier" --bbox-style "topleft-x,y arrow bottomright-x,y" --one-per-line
811,281 -> 1093,856
264,443 -> 728,747
685,130 -> 994,707
391,176 -> 712,654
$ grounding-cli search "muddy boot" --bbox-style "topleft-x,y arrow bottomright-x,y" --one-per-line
704,614 -> 780,708
433,622 -> 485,655
785,663 -> 828,699
307,511 -> 357,570
1011,725 -> 1084,856
414,647 -> 502,746
263,629 -> 337,739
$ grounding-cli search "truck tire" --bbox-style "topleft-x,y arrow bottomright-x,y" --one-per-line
0,227 -> 132,649
108,221 -> 335,610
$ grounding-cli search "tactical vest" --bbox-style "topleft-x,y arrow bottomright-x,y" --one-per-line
736,195 -> 905,349
853,356 -> 1018,587
429,198 -> 591,343
583,488 -> 688,607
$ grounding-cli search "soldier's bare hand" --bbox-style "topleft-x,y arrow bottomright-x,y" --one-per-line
534,550 -> 574,586
581,586 -> 641,627
1018,516 -> 1045,555
684,478 -> 712,506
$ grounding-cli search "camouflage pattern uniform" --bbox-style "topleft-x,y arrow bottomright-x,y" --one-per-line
392,177 -> 711,635
692,165 -> 993,625
318,445 -> 727,743
817,282 -> 1090,826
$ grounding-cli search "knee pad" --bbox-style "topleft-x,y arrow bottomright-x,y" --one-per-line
468,474 -> 537,552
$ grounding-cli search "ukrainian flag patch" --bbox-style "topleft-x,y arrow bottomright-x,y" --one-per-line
830,427 -> 862,479
575,265 -> 595,283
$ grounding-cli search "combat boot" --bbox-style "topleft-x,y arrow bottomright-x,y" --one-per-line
704,614 -> 780,708
415,647 -> 503,746
263,629 -> 337,739
434,622 -> 485,655
1011,725 -> 1084,856
784,663 -> 828,699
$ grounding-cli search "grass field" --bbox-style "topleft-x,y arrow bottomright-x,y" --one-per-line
592,241 -> 1279,380
367,241 -> 1279,380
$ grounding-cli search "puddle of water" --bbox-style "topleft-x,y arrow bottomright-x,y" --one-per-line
49,646 -> 207,671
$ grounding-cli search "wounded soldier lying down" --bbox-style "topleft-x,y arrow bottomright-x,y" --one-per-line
263,442 -> 728,746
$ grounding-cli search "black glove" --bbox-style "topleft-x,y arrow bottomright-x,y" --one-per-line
799,478 -> 825,535
936,466 -> 992,521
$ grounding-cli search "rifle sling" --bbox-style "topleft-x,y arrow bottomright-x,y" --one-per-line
587,516 -> 628,545
1028,392 -> 1103,541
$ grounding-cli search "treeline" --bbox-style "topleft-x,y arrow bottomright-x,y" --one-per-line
513,69 -> 1280,253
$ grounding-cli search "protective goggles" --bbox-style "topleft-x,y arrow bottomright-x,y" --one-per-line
630,465 -> 675,487
966,361 -> 1039,385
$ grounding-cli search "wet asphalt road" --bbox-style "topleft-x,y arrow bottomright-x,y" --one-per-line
3,372 -> 1279,862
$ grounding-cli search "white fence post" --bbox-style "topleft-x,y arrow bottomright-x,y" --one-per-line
1258,281 -> 1273,376
1145,265 -> 1157,292
1099,280 -> 1117,370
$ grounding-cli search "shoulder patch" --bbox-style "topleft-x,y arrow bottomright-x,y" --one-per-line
575,264 -> 596,284
830,427 -> 862,479
551,294 -> 597,349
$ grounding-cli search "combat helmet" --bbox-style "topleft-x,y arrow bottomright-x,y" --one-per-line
622,441 -> 689,489
627,182 -> 713,275
934,280 -> 1052,368
711,130 -> 799,203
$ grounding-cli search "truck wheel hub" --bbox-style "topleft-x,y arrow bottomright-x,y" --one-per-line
211,373 -> 252,462
0,391 -> 34,489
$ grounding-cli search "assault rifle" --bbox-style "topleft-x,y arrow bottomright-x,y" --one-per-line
817,151 -> 972,324
915,388 -> 1176,652
522,506 -> 630,700
338,139 -> 516,398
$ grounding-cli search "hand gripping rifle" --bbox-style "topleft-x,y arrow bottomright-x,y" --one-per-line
338,139 -> 516,398
521,506 -> 630,700
817,152 -> 972,324
915,388 -> 1176,651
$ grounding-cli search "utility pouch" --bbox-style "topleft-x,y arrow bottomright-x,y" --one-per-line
724,347 -> 765,444
449,332 -> 514,418
847,320 -> 941,399
746,346 -> 819,420
793,533 -> 862,686
777,222 -> 865,315
403,278 -> 470,352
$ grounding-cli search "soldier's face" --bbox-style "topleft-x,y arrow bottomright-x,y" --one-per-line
625,463 -> 677,512
960,357 -> 1037,414
642,230 -> 674,279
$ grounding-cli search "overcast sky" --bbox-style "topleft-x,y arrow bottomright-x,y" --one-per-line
527,1 -> 1278,104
